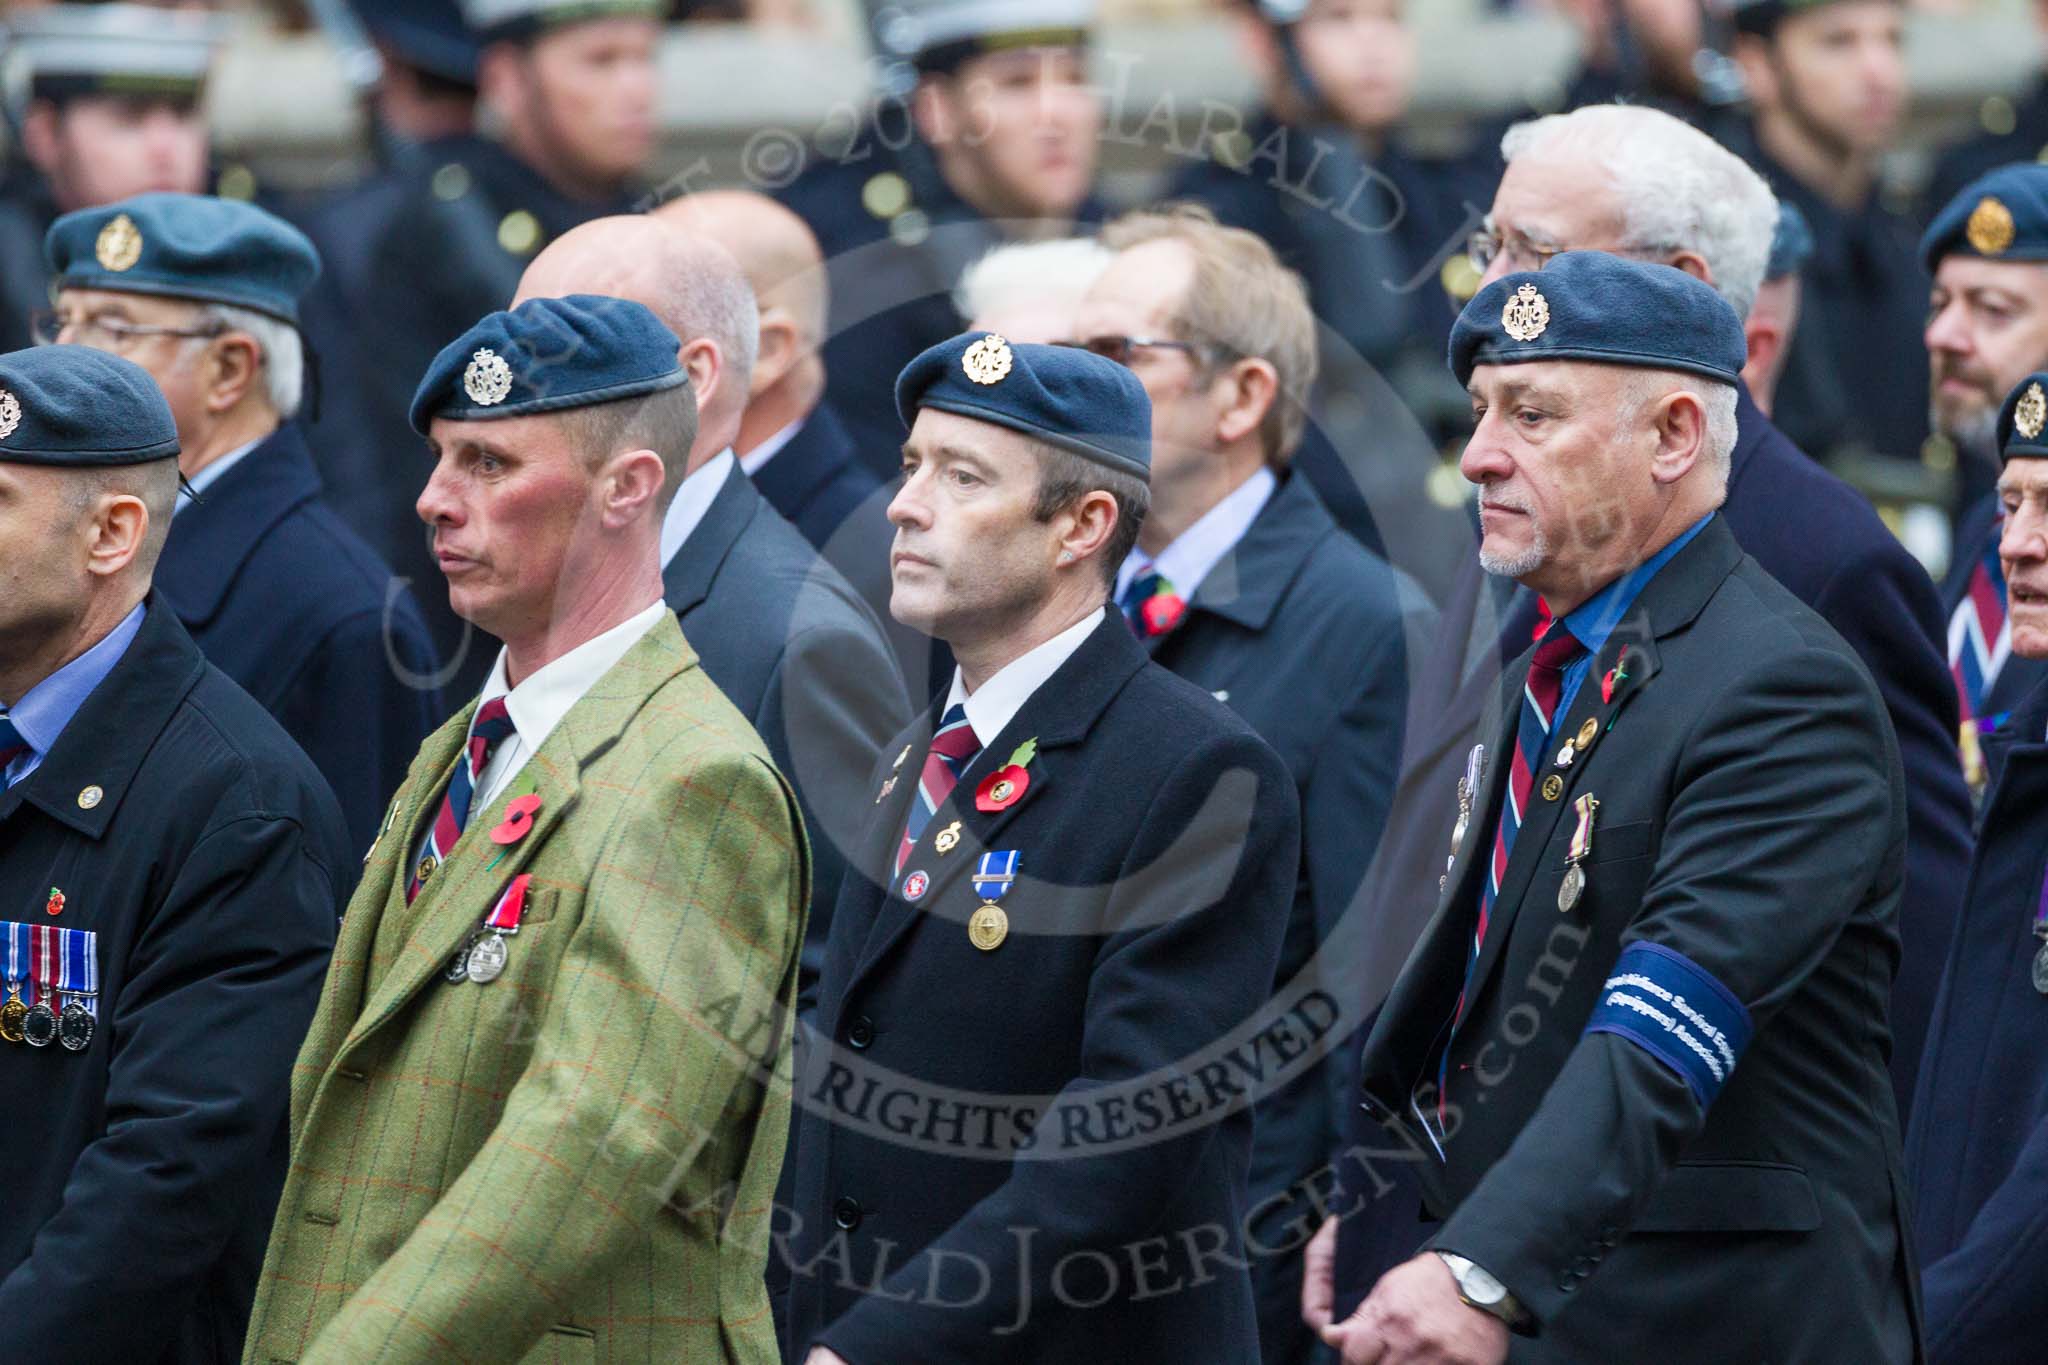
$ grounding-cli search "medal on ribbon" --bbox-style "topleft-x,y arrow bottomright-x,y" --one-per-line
466,874 -> 530,985
58,926 -> 96,1051
1444,744 -> 1484,893
968,850 -> 1019,952
0,921 -> 27,1044
2030,861 -> 2048,995
23,923 -> 57,1047
1558,794 -> 1599,913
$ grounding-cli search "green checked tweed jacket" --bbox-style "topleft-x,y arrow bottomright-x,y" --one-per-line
243,613 -> 808,1365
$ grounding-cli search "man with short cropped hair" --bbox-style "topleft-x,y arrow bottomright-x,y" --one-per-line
44,192 -> 443,856
244,294 -> 808,1363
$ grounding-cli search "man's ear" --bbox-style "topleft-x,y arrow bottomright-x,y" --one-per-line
752,309 -> 801,398
84,492 -> 151,579
1212,357 -> 1281,450
1730,34 -> 1779,111
597,448 -> 667,529
204,333 -> 264,415
1052,488 -> 1119,573
1649,389 -> 1708,486
679,337 -> 725,420
474,41 -> 527,122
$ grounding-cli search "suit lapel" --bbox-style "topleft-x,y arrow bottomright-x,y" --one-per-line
341,617 -> 690,1051
845,616 -> 1146,990
661,461 -> 755,616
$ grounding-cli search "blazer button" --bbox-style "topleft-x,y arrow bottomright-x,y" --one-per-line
833,1196 -> 864,1231
847,1017 -> 875,1050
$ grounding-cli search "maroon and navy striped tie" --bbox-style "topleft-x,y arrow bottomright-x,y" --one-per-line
1436,621 -> 1585,1118
894,704 -> 980,883
406,698 -> 518,904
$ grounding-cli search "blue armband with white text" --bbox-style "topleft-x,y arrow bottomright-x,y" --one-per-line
1583,941 -> 1752,1109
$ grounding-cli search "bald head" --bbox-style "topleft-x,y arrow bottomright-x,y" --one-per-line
514,215 -> 759,464
654,190 -> 828,349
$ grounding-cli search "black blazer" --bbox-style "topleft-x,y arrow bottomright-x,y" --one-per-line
662,461 -> 912,1005
1356,517 -> 1920,1363
153,423 -> 445,857
0,597 -> 345,1362
751,403 -> 886,553
786,614 -> 1301,1363
1135,473 -> 1433,1356
1907,676 -> 2048,1363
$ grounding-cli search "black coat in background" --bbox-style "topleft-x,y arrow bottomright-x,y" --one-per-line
1356,517 -> 1919,1362
661,461 -> 911,1008
1940,492 -> 2048,724
787,614 -> 1301,1363
1333,386 -> 1967,1308
0,597 -> 345,1362
154,423 -> 445,857
1907,677 -> 2048,1363
1134,471 -> 1434,1365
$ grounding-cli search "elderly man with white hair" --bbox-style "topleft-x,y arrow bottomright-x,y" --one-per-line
1331,250 -> 1919,1365
42,192 -> 444,856
1303,98 -> 1968,1338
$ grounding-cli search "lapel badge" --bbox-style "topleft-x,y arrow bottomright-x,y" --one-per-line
934,820 -> 962,855
902,870 -> 931,902
1554,741 -> 1576,768
1540,774 -> 1565,802
893,744 -> 912,770
44,887 -> 63,918
875,775 -> 899,805
76,785 -> 102,810
975,737 -> 1038,813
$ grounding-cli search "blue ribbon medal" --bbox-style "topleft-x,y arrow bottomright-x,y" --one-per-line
967,851 -> 1020,953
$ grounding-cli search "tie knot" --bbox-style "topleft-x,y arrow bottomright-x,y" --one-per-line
930,704 -> 980,762
472,697 -> 516,743
1531,622 -> 1584,674
0,712 -> 25,764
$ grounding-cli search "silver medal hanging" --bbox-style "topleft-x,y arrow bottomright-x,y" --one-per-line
2031,937 -> 2048,995
465,932 -> 510,985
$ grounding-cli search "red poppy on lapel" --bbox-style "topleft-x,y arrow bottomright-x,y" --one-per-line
975,737 -> 1039,813
1140,591 -> 1188,637
490,793 -> 543,845
44,888 -> 63,918
1601,649 -> 1631,706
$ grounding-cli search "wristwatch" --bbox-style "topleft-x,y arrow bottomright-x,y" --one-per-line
1435,1251 -> 1531,1332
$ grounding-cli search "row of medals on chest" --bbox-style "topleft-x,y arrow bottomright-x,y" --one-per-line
409,849 -> 522,988
0,981 -> 92,1051
1446,716 -> 1603,915
932,819 -> 1011,954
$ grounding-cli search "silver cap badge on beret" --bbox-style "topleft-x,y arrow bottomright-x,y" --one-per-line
463,348 -> 513,406
1502,283 -> 1550,343
2017,381 -> 2047,441
961,334 -> 1013,386
0,390 -> 20,443
95,214 -> 142,273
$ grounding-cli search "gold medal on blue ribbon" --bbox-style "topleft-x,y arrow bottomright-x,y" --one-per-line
1558,794 -> 1599,913
968,851 -> 1020,951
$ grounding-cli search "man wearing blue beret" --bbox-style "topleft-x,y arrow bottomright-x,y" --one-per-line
0,344 -> 346,1362
1325,253 -> 1917,1364
785,333 -> 1301,1362
1909,370 -> 2048,1363
1922,163 -> 2048,794
243,294 -> 808,1364
42,191 -> 445,859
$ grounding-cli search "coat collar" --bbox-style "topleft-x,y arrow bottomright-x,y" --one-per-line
154,423 -> 324,627
342,613 -> 698,1051
749,402 -> 860,521
0,592 -> 206,838
660,458 -> 758,615
1171,469 -> 1333,636
1982,673 -> 2048,794
844,612 -> 1151,989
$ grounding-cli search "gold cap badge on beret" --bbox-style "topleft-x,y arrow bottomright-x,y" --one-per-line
1502,283 -> 1550,342
1969,196 -> 2017,255
962,333 -> 1013,386
95,214 -> 142,272
2018,381 -> 2047,440
463,348 -> 513,406
0,390 -> 20,443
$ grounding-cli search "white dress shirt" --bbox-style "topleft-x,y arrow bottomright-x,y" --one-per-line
659,447 -> 736,570
943,606 -> 1107,749
469,599 -> 668,810
1114,465 -> 1277,604
738,417 -> 805,478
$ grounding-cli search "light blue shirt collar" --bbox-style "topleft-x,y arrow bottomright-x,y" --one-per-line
1115,465 -> 1277,603
174,435 -> 266,516
3,602 -> 145,787
1550,513 -> 1715,720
